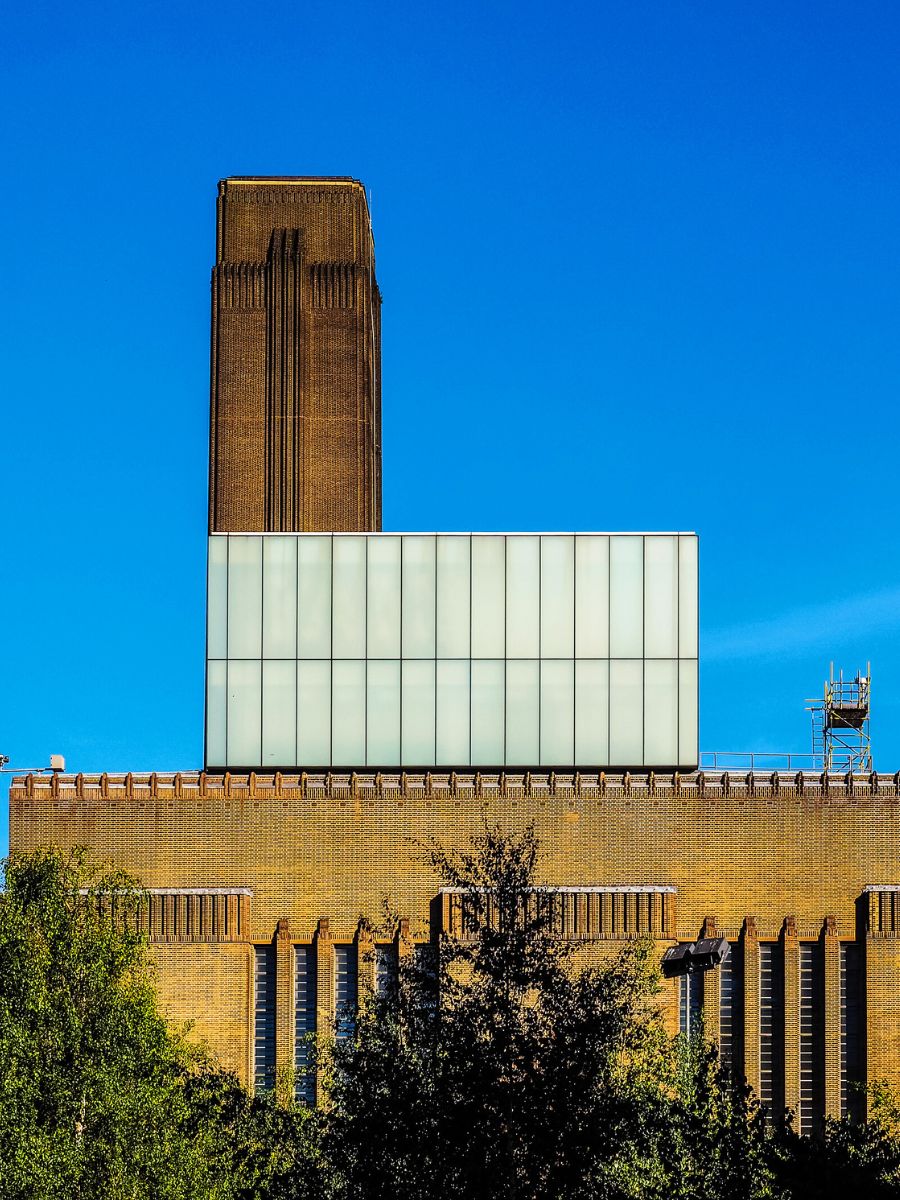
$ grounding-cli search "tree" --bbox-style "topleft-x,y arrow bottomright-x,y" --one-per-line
0,846 -> 215,1198
179,1069 -> 325,1200
647,1030 -> 776,1200
323,824 -> 777,1200
0,846 -> 322,1200
767,1083 -> 900,1200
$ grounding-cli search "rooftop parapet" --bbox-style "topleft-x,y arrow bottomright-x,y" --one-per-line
10,769 -> 900,802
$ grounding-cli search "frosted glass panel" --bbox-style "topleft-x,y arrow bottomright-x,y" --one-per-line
679,659 -> 699,767
228,537 -> 262,659
263,537 -> 298,659
332,538 -> 367,659
298,538 -> 331,658
297,661 -> 331,764
506,537 -> 539,658
643,660 -> 677,766
332,661 -> 365,764
541,660 -> 574,765
471,537 -> 505,658
208,531 -> 697,770
367,537 -> 400,659
506,660 -> 539,764
575,660 -> 608,765
402,660 -> 436,765
575,536 -> 608,658
436,660 -> 470,764
679,536 -> 699,658
609,660 -> 643,766
436,537 -> 470,658
207,537 -> 228,659
227,660 -> 261,766
471,660 -> 504,764
402,536 -> 436,658
541,536 -> 575,658
644,536 -> 677,658
262,660 -> 296,765
206,659 -> 226,765
609,537 -> 643,657
367,660 -> 400,765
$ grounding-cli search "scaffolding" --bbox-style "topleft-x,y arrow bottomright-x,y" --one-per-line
806,664 -> 872,773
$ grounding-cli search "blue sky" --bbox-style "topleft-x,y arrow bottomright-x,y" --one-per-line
2,1 -> 899,850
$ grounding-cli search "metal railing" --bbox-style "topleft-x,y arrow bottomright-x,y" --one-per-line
699,751 -> 821,771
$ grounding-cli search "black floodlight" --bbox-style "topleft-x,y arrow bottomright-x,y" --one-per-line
691,937 -> 730,972
661,937 -> 730,979
661,943 -> 694,979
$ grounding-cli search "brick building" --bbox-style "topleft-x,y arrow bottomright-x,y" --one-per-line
9,178 -> 900,1131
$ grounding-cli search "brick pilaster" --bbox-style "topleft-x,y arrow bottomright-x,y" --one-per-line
357,921 -> 374,995
702,916 -> 721,1043
315,918 -> 333,1105
742,917 -> 760,1097
823,916 -> 842,1119
397,917 -> 413,962
783,916 -> 800,1121
275,917 -> 293,1102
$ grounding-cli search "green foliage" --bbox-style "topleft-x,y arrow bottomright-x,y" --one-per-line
642,1031 -> 776,1200
323,825 -> 778,1200
767,1113 -> 900,1199
869,1078 -> 900,1139
0,847 -> 319,1200
180,1071 -> 325,1200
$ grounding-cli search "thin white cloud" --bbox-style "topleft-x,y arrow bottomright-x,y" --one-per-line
704,585 -> 900,661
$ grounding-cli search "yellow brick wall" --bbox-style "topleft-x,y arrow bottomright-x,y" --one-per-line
9,770 -> 900,1096
152,942 -> 253,1080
